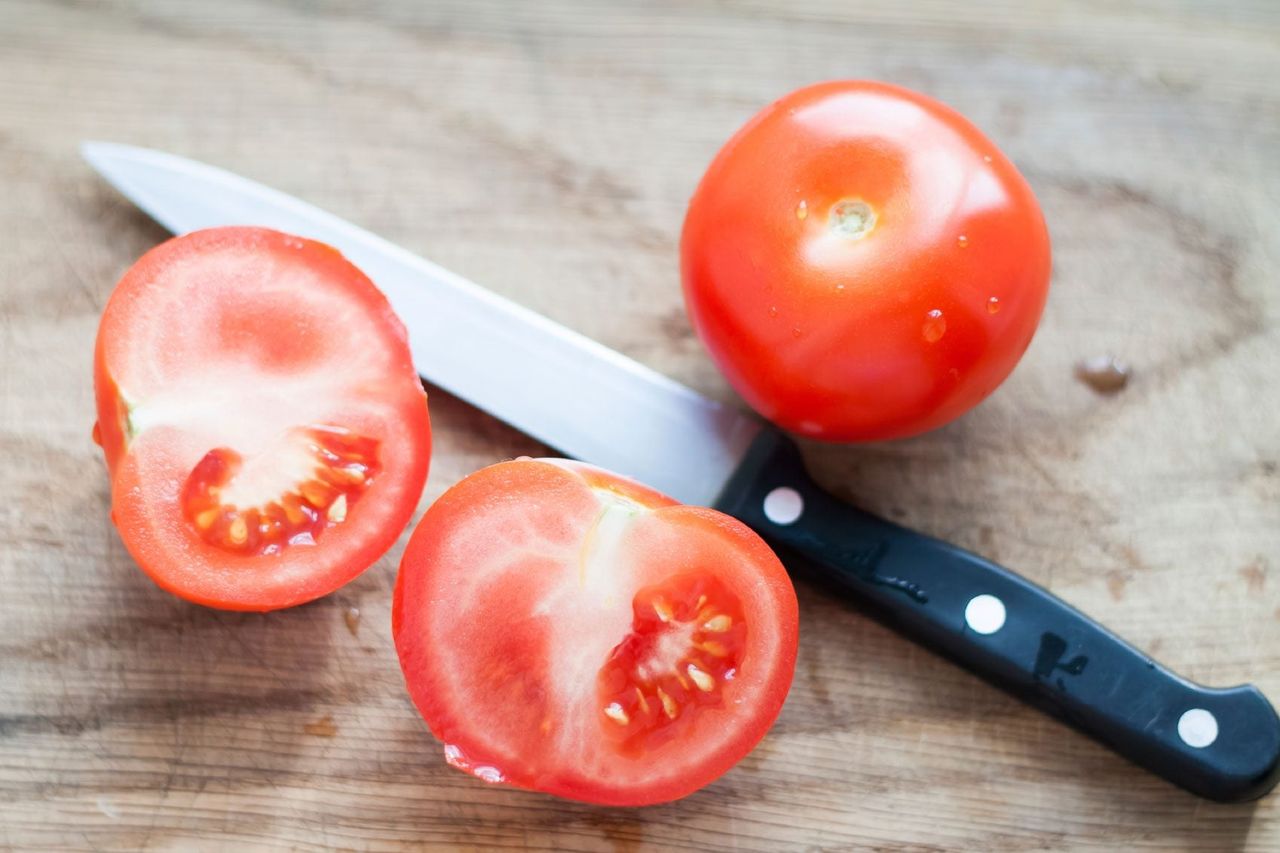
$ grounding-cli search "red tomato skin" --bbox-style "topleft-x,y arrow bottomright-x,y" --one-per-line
393,459 -> 798,806
94,227 -> 431,611
681,80 -> 1051,442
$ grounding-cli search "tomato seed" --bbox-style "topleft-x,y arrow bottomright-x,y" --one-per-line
657,687 -> 679,719
703,614 -> 732,632
300,480 -> 333,508
698,641 -> 729,657
195,507 -> 221,530
687,664 -> 715,692
653,599 -> 674,623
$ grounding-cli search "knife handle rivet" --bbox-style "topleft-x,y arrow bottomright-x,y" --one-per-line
964,594 -> 1007,634
1177,708 -> 1219,748
762,487 -> 804,525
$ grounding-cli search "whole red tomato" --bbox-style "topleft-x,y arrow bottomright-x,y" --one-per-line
681,81 -> 1051,442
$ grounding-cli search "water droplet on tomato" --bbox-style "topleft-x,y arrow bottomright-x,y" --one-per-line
835,283 -> 846,292
922,310 -> 947,343
768,305 -> 778,317
91,422 -> 102,447
957,234 -> 970,248
795,200 -> 808,220
791,326 -> 802,338
987,296 -> 1001,315
983,154 -> 993,163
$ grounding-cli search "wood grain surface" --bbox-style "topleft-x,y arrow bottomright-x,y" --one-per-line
2,0 -> 1278,849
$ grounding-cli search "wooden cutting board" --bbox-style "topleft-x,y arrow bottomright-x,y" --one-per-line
2,0 -> 1277,849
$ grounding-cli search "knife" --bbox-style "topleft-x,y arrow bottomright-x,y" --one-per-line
81,142 -> 1280,803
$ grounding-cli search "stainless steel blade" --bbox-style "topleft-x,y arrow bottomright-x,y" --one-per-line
81,142 -> 761,505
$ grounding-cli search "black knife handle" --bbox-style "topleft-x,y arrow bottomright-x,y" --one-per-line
714,428 -> 1280,802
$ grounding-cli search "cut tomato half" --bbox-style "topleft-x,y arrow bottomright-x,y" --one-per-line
94,227 -> 431,610
392,459 -> 798,805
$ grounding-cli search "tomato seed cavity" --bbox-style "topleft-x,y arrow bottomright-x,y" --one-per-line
597,573 -> 746,754
181,426 -> 380,556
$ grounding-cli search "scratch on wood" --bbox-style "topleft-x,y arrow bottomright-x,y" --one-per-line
0,688 -> 339,740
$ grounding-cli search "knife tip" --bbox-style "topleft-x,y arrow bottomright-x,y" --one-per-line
80,140 -> 112,170
80,140 -> 145,172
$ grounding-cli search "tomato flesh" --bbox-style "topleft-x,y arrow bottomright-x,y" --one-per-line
393,459 -> 798,806
94,227 -> 431,610
681,80 -> 1051,442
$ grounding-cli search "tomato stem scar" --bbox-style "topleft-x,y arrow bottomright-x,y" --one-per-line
828,199 -> 877,240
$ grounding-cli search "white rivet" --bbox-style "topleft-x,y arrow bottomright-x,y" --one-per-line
1177,708 -> 1219,748
762,487 -> 804,525
964,594 -> 1007,634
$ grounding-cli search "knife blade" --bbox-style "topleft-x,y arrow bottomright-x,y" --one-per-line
82,142 -> 1280,802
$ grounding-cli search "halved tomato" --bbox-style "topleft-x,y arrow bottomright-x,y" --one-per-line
392,458 -> 798,805
94,227 -> 431,610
